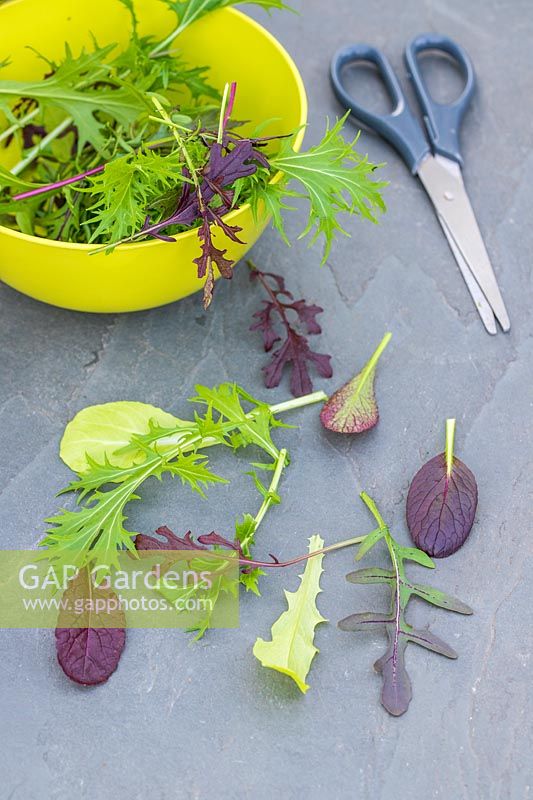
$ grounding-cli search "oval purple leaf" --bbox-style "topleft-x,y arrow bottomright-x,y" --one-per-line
55,568 -> 126,686
56,627 -> 126,686
406,453 -> 478,557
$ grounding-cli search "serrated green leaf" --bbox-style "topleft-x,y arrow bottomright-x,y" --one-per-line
0,43 -> 148,153
267,115 -> 386,261
164,452 -> 228,497
163,0 -> 292,38
253,534 -> 326,693
320,332 -> 391,434
85,148 -> 192,243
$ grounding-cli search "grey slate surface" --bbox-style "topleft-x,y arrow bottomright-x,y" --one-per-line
1,1 -> 532,798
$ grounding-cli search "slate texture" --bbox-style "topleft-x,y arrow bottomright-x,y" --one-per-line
1,1 -> 532,799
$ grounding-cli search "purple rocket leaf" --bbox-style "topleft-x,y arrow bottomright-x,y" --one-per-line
339,492 -> 471,717
374,633 -> 412,717
406,419 -> 478,558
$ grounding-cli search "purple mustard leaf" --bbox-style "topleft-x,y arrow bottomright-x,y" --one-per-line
406,452 -> 478,558
56,627 -> 126,686
250,302 -> 281,352
262,332 -> 332,397
194,217 -> 235,308
205,140 -> 264,187
320,332 -> 391,435
135,526 -> 207,551
248,263 -> 332,397
206,206 -> 244,244
249,269 -> 291,297
197,531 -> 243,554
55,568 -> 126,686
288,299 -> 324,335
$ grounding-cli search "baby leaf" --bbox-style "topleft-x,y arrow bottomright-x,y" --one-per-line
253,534 -> 326,693
249,262 -> 332,397
339,492 -> 472,716
320,332 -> 391,433
55,568 -> 126,685
60,401 -> 186,473
406,419 -> 478,558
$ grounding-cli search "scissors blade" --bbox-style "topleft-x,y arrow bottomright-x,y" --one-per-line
436,215 -> 497,334
417,154 -> 511,332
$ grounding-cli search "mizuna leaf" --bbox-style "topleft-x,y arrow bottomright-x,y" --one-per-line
249,262 -> 332,397
55,568 -> 126,685
162,0 -> 291,40
320,332 -> 391,434
406,419 -> 478,557
253,534 -> 327,693
339,492 -> 471,716
60,401 -> 186,473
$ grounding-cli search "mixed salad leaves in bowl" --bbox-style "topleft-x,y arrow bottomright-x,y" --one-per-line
0,0 -> 385,311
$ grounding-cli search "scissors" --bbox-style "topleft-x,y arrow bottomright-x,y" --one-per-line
330,34 -> 510,334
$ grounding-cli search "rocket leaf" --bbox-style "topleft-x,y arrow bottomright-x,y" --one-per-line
406,419 -> 478,558
339,492 -> 472,716
320,332 -> 391,433
55,567 -> 126,685
253,534 -> 326,693
0,43 -> 147,154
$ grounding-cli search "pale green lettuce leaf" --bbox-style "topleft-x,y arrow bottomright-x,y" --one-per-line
60,401 -> 185,473
253,534 -> 326,693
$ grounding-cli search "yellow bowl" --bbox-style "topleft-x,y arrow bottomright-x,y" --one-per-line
0,0 -> 307,312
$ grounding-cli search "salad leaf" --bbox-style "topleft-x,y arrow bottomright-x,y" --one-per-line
339,492 -> 472,716
0,1 -> 385,309
42,384 -> 326,574
55,567 -> 126,685
159,0 -> 292,44
256,116 -> 387,261
59,400 -> 184,473
406,419 -> 478,558
320,332 -> 391,434
85,149 -> 193,242
253,534 -> 326,693
249,261 -> 332,396
0,43 -> 148,153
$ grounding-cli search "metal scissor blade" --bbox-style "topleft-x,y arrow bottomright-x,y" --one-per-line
436,215 -> 497,334
417,154 -> 511,332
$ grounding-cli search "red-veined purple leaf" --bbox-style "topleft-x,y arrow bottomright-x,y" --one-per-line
320,332 -> 391,434
55,568 -> 126,686
406,419 -> 478,558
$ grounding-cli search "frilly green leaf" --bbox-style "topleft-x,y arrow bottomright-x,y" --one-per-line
253,534 -> 326,693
